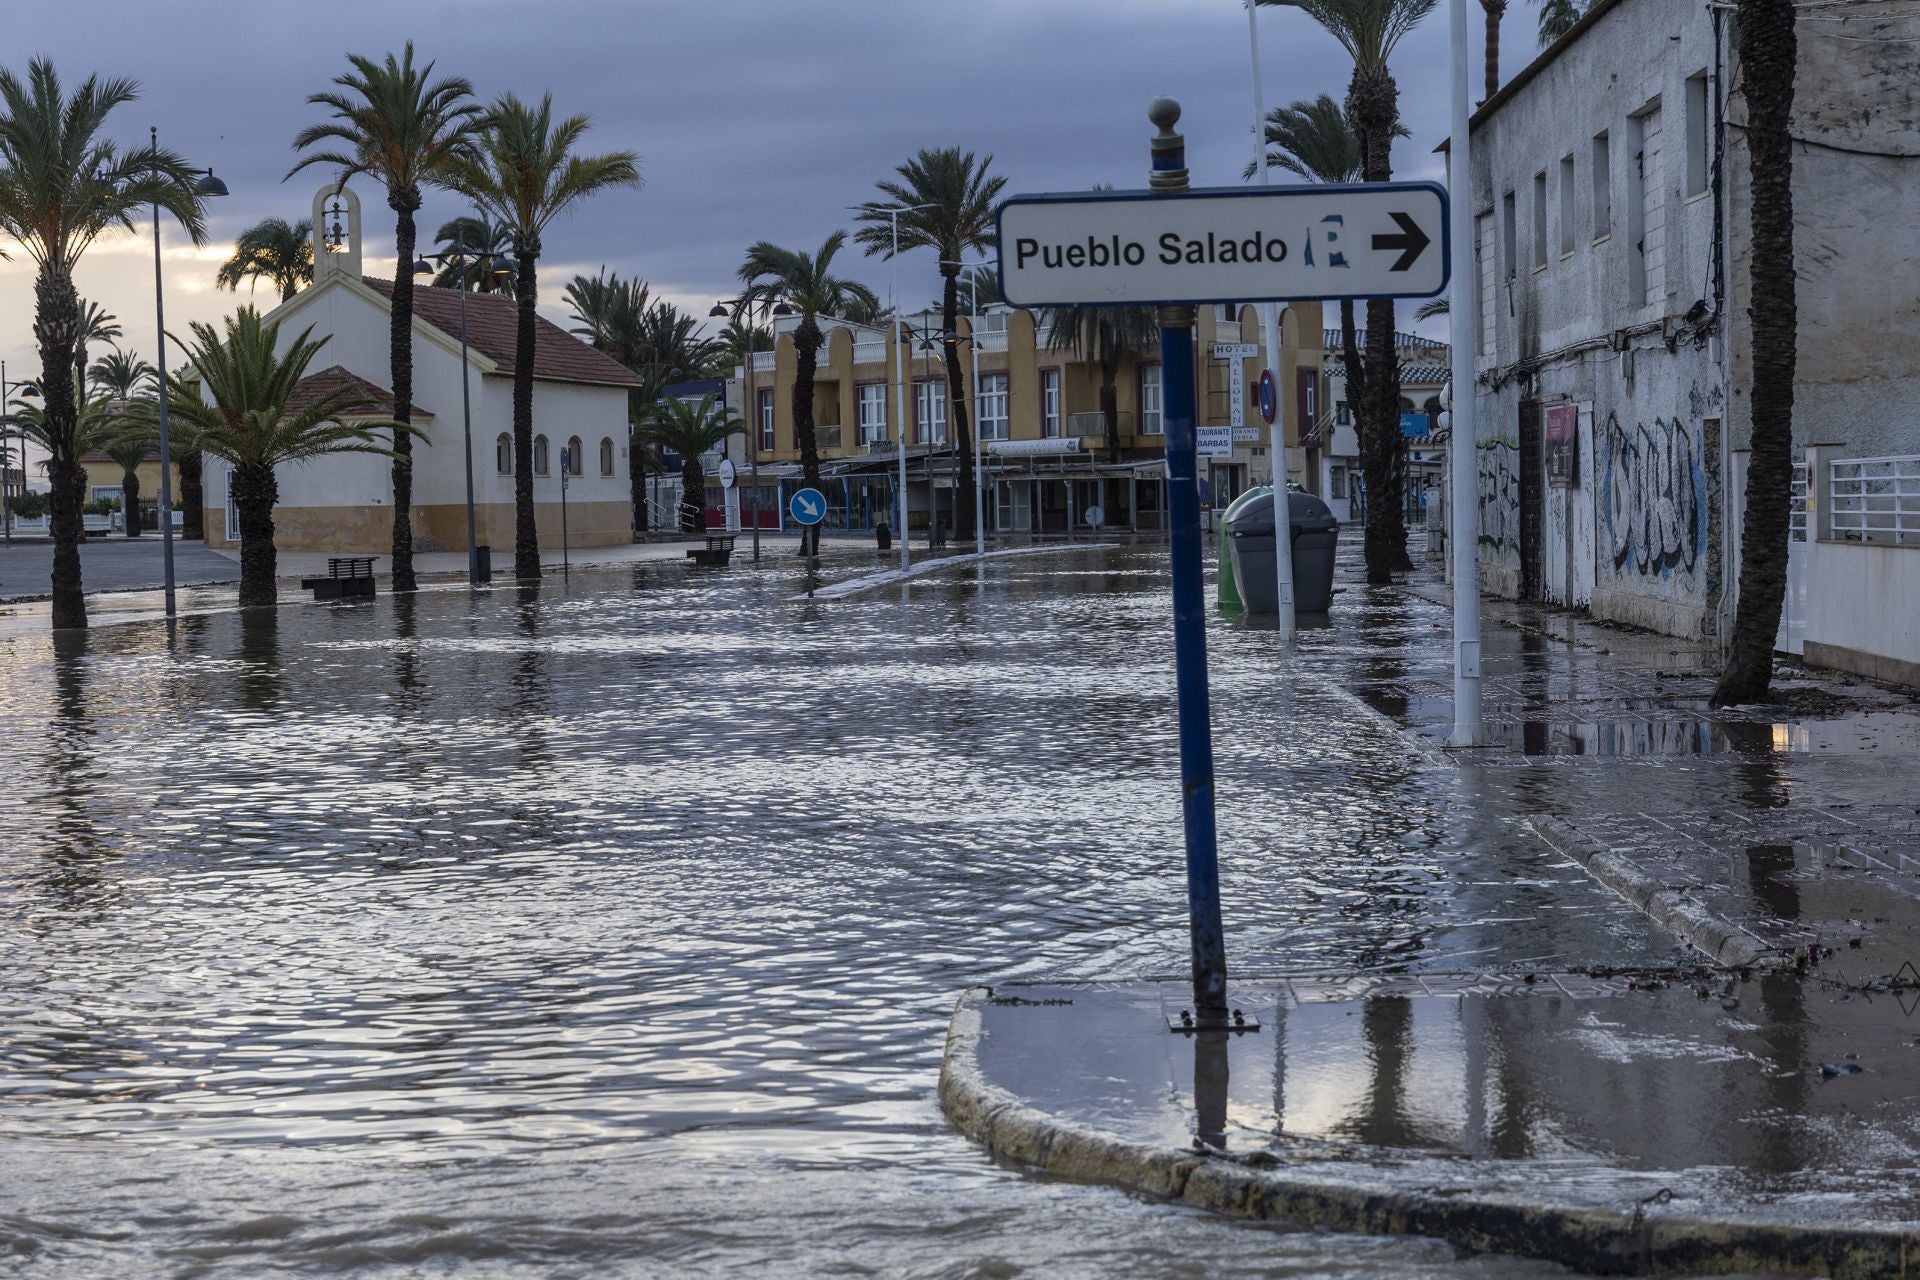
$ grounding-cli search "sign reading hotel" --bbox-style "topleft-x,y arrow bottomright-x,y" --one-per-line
996,183 -> 1448,308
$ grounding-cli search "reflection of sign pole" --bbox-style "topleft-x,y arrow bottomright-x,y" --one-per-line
559,446 -> 572,581
1149,98 -> 1228,1024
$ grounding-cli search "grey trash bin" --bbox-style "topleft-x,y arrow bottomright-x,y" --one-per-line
1227,491 -> 1341,613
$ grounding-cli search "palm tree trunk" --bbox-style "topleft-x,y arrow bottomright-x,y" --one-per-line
680,457 -> 705,533
1349,68 -> 1411,582
512,251 -> 542,579
1100,369 -> 1121,465
794,317 -> 823,556
180,451 -> 204,539
1713,0 -> 1797,706
122,472 -> 140,538
36,263 -> 87,629
388,195 -> 421,593
1481,0 -> 1507,101
940,269 -> 976,541
232,461 -> 280,608
629,420 -> 648,538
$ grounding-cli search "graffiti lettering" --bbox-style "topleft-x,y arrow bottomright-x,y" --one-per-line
1478,440 -> 1518,557
1602,416 -> 1703,578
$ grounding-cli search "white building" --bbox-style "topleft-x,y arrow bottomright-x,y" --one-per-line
202,185 -> 640,555
1317,328 -> 1450,525
1466,0 -> 1920,682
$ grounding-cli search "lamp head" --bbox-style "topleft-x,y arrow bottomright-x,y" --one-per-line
18,384 -> 39,399
489,256 -> 517,278
194,171 -> 229,198
709,303 -> 729,318
771,302 -> 793,318
411,256 -> 435,277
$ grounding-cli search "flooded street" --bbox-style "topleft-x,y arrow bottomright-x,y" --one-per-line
0,545 -> 1689,1277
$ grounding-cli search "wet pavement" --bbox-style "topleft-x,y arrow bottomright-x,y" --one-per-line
0,534 -> 1911,1276
0,535 -> 239,603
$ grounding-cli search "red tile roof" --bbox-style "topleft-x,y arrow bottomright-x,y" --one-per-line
362,277 -> 642,388
285,365 -> 429,418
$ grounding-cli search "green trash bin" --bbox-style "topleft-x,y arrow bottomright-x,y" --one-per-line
1227,491 -> 1340,613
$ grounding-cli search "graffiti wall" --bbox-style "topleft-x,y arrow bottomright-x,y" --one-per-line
1599,415 -> 1707,584
1477,433 -> 1521,575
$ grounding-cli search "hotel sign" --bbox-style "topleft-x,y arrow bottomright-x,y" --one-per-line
996,183 -> 1449,308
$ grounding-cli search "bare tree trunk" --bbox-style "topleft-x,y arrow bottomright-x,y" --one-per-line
629,421 -> 649,538
1348,69 -> 1411,582
388,193 -> 421,592
122,472 -> 140,537
680,457 -> 705,533
940,268 -> 976,540
1481,0 -> 1507,101
36,263 -> 87,629
232,461 -> 280,608
1713,0 -> 1797,706
794,318 -> 824,556
512,249 -> 543,579
179,451 -> 204,539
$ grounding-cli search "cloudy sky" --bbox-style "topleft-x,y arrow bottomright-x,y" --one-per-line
2,0 -> 1538,387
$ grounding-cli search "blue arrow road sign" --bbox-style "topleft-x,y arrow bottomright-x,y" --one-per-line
788,486 -> 827,527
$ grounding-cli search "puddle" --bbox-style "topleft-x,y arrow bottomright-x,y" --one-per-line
1474,713 -> 1920,757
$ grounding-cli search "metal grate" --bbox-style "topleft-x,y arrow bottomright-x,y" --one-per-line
1829,454 -> 1920,545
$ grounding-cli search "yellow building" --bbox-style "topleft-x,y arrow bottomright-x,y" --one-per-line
727,300 -> 1324,536
79,449 -> 182,533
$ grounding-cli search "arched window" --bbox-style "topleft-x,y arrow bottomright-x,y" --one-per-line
533,434 -> 550,476
567,435 -> 584,476
495,433 -> 511,475
598,437 -> 614,476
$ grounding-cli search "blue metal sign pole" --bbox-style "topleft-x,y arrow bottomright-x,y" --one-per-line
1150,98 -> 1228,1021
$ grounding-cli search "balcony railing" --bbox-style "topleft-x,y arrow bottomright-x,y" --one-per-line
1829,454 -> 1920,545
972,329 -> 1008,353
749,351 -> 774,373
852,340 -> 887,364
815,425 -> 843,450
1065,411 -> 1132,439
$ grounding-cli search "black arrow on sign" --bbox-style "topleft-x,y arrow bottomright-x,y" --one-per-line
1372,212 -> 1431,272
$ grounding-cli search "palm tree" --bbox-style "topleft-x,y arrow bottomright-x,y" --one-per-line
565,268 -> 652,365
714,316 -> 771,375
1413,298 -> 1449,321
637,393 -> 737,533
289,42 -> 487,593
88,349 -> 156,401
836,294 -> 895,327
74,301 -> 121,392
854,148 -> 1006,541
446,92 -> 640,580
12,393 -> 134,540
215,217 -> 314,301
0,58 -> 208,629
1714,0 -> 1797,706
636,301 -> 720,382
430,213 -> 515,295
89,352 -> 161,537
1481,0 -> 1507,99
1265,0 -> 1436,583
1038,304 -> 1158,465
739,232 -> 878,553
161,309 -> 408,606
1537,0 -> 1585,46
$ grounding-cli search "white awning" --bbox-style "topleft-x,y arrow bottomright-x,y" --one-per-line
987,437 -> 1088,458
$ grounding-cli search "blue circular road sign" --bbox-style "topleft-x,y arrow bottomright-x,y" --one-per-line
788,486 -> 828,527
1257,370 -> 1277,425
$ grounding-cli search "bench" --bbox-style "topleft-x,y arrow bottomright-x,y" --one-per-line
686,533 -> 736,567
300,556 -> 377,600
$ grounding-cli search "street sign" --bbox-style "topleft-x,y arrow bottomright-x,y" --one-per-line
1196,426 -> 1234,459
718,458 -> 737,489
1229,368 -> 1245,429
1210,342 -> 1261,359
996,182 -> 1448,307
1231,427 -> 1264,442
788,486 -> 827,527
1257,370 -> 1277,425
1400,412 -> 1430,438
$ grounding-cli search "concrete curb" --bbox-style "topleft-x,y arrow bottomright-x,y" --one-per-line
1525,816 -> 1778,969
940,988 -> 1917,1278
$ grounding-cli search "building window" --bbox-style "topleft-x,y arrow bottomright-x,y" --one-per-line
1330,464 -> 1347,499
1592,130 -> 1612,239
1628,101 -> 1662,305
757,388 -> 774,452
1335,398 -> 1351,427
1558,153 -> 1576,256
599,436 -> 614,476
1501,190 -> 1517,281
496,432 -> 511,475
857,382 -> 888,445
978,372 -> 1009,441
566,435 -> 584,476
1476,211 -> 1496,356
915,380 -> 946,444
534,434 -> 549,477
1532,171 -> 1548,269
1139,364 -> 1162,436
1685,71 -> 1709,196
1041,369 -> 1061,438
1215,303 -> 1239,328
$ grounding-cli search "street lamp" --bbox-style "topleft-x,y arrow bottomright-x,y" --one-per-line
150,125 -> 228,619
0,365 -> 41,546
852,201 -> 937,573
412,244 -> 516,585
709,295 -> 792,562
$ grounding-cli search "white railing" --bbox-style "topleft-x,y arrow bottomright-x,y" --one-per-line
852,340 -> 887,365
1790,452 -> 1808,543
973,330 -> 1008,353
749,351 -> 774,373
1829,454 -> 1920,545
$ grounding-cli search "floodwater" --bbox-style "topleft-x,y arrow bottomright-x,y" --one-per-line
0,544 -> 1691,1278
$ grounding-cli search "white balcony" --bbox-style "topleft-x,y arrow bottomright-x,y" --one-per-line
749,351 -> 774,373
972,329 -> 1008,353
852,340 -> 887,365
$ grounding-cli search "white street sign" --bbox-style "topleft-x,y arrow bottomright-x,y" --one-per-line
998,182 -> 1448,307
1196,426 -> 1235,459
1229,367 -> 1245,428
1231,427 -> 1264,442
1210,342 -> 1261,359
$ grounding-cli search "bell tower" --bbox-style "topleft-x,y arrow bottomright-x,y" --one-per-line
311,183 -> 363,282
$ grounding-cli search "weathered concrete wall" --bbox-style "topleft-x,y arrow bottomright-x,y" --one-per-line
1470,0 -> 1725,637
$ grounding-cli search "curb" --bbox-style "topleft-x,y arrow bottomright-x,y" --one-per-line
940,988 -> 1917,1278
1525,816 -> 1778,969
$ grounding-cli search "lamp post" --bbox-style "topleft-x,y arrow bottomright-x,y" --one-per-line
411,245 -> 517,585
709,295 -> 792,562
853,201 -> 937,572
150,127 -> 227,619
